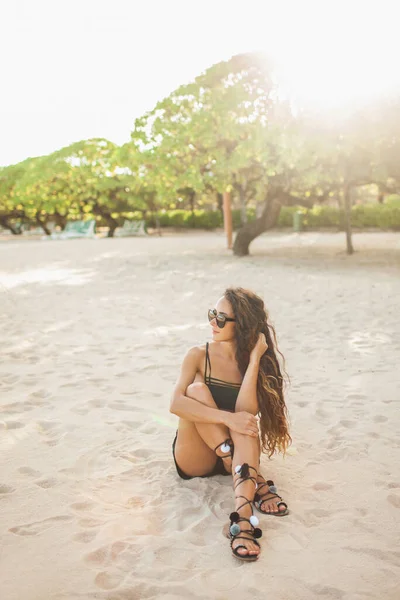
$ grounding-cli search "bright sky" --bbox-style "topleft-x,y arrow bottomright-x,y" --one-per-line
1,0 -> 398,166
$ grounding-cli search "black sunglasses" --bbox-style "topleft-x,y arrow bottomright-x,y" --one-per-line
208,308 -> 236,329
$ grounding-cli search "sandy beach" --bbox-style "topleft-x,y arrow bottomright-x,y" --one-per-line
0,231 -> 399,600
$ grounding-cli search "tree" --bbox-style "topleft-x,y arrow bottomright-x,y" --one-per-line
129,53 -> 304,254
0,159 -> 42,234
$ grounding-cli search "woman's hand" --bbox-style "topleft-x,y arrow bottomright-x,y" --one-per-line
250,332 -> 268,362
224,411 -> 259,437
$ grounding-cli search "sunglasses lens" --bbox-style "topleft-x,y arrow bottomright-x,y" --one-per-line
208,309 -> 226,328
216,315 -> 226,328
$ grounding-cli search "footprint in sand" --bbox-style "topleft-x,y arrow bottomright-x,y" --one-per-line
34,477 -> 59,489
339,419 -> 356,429
9,515 -> 73,536
87,399 -> 106,409
30,389 -> 51,400
0,484 -> 15,494
108,401 -> 135,412
138,423 -> 158,435
70,501 -> 97,517
312,482 -> 333,491
95,571 -> 123,591
36,421 -> 64,446
84,541 -> 128,567
130,448 -> 151,460
315,408 -> 330,418
1,421 -> 25,430
309,584 -> 345,599
3,374 -> 19,384
373,415 -> 388,423
345,393 -> 367,401
70,407 -> 89,415
18,467 -> 42,477
72,530 -> 98,544
92,545 -> 142,590
60,382 -> 80,389
1,402 -> 35,415
78,518 -> 104,529
387,494 -> 400,508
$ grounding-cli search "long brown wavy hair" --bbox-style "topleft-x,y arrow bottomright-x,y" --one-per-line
224,287 -> 291,457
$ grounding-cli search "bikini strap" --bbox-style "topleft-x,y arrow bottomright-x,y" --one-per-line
204,342 -> 211,383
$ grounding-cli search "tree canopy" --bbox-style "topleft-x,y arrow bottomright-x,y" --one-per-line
1,53 -> 399,253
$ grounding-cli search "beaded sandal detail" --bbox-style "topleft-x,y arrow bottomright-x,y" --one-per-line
253,477 -> 289,517
225,463 -> 262,562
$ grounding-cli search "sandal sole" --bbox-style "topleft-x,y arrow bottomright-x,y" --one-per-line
254,504 -> 289,517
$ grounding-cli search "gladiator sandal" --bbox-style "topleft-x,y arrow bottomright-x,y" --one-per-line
253,477 -> 289,517
226,463 -> 262,562
213,438 -> 234,458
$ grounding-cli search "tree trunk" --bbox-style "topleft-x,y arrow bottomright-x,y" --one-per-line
217,192 -> 223,214
239,185 -> 247,225
155,215 -> 161,236
0,217 -> 22,235
233,197 -> 282,257
189,191 -> 196,215
343,183 -> 354,255
223,191 -> 233,249
53,212 -> 68,230
377,189 -> 385,204
92,205 -> 118,237
35,215 -> 51,236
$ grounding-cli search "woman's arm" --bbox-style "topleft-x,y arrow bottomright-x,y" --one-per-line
235,355 -> 261,416
169,347 -> 230,425
235,333 -> 268,416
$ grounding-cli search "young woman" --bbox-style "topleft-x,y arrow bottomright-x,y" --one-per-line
170,287 -> 291,562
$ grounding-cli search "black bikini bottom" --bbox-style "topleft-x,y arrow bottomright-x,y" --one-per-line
172,432 -> 231,480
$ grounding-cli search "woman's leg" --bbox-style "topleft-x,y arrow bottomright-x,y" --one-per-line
254,436 -> 289,515
229,430 -> 261,557
173,383 -> 232,477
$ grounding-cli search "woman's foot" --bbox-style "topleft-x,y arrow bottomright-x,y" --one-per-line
254,474 -> 289,516
230,503 -> 261,558
225,463 -> 262,561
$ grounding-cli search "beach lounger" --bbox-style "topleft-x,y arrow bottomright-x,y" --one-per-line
49,220 -> 96,240
115,220 -> 147,237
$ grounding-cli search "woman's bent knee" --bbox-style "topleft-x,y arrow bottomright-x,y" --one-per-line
186,381 -> 208,398
186,382 -> 217,408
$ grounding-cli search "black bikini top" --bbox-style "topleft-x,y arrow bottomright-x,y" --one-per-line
204,342 -> 241,412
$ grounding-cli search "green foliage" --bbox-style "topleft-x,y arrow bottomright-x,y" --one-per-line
146,209 -> 223,229
122,205 -> 400,231
128,53 -> 297,210
351,204 -> 400,230
386,194 -> 400,207
278,204 -> 400,230
1,54 -> 400,246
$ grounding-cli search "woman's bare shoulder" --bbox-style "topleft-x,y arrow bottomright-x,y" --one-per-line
185,344 -> 207,361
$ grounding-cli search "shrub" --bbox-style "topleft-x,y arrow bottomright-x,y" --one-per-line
386,195 -> 400,207
120,205 -> 400,231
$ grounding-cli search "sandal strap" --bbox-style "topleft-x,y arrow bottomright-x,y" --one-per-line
233,463 -> 258,491
234,495 -> 254,513
213,438 -> 234,456
230,536 -> 260,550
256,479 -> 278,495
255,492 -> 282,503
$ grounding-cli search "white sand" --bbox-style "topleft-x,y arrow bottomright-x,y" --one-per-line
0,231 -> 399,600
